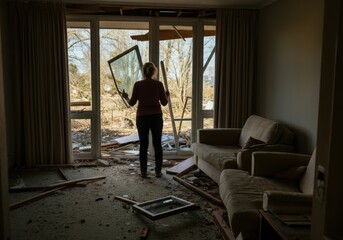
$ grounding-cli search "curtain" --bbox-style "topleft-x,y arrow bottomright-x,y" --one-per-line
9,1 -> 71,167
214,9 -> 258,128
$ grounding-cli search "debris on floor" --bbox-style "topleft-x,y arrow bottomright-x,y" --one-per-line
9,168 -> 106,210
9,163 -> 223,240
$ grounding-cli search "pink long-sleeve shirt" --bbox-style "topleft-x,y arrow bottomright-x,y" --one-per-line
128,79 -> 168,116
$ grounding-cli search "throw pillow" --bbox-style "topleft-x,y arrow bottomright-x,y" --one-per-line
274,166 -> 307,182
243,136 -> 266,149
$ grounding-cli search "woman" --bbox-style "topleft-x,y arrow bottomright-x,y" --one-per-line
122,62 -> 169,178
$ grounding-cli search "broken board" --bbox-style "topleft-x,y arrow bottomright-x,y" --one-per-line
166,156 -> 194,175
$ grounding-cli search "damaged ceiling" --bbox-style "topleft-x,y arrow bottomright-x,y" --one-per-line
66,4 -> 217,18
65,0 -> 278,17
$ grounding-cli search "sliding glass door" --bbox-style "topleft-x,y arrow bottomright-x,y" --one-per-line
158,24 -> 194,155
99,21 -> 149,158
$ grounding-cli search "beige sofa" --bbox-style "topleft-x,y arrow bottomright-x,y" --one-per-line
219,150 -> 316,239
192,115 -> 295,183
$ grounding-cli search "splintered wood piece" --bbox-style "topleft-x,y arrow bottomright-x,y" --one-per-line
139,226 -> 149,239
100,142 -> 119,149
110,143 -> 134,152
166,157 -> 196,176
115,196 -> 139,205
176,164 -> 197,178
36,163 -> 97,168
210,209 -> 235,240
9,176 -> 106,193
173,175 -> 223,206
10,187 -> 66,210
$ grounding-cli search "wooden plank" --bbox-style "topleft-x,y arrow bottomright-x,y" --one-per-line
10,187 -> 66,210
166,157 -> 195,175
173,176 -> 223,206
36,163 -> 97,168
211,209 -> 236,240
9,176 -> 106,193
103,143 -> 132,151
115,196 -> 139,205
176,164 -> 197,178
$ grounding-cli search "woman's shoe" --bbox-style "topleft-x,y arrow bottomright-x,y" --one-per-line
141,172 -> 147,178
155,171 -> 162,178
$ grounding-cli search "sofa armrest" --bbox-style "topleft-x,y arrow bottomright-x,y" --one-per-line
263,190 -> 312,213
252,152 -> 311,177
197,128 -> 241,145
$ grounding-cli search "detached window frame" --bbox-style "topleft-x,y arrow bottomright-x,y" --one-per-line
108,45 -> 144,108
132,195 -> 198,220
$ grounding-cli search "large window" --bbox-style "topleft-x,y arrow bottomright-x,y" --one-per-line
67,18 -> 215,160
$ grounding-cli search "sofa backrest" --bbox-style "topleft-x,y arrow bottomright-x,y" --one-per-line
299,148 -> 316,194
239,115 -> 284,147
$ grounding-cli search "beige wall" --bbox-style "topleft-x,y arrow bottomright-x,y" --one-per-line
257,0 -> 324,153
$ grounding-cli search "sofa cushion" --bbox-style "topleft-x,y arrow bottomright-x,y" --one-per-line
243,136 -> 266,149
219,169 -> 300,237
193,143 -> 239,171
277,126 -> 294,145
239,115 -> 284,147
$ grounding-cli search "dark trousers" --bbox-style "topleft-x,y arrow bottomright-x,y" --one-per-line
136,114 -> 163,173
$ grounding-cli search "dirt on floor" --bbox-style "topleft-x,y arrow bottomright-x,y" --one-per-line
9,158 -> 224,240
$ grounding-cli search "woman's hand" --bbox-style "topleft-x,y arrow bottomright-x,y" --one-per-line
121,89 -> 129,100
